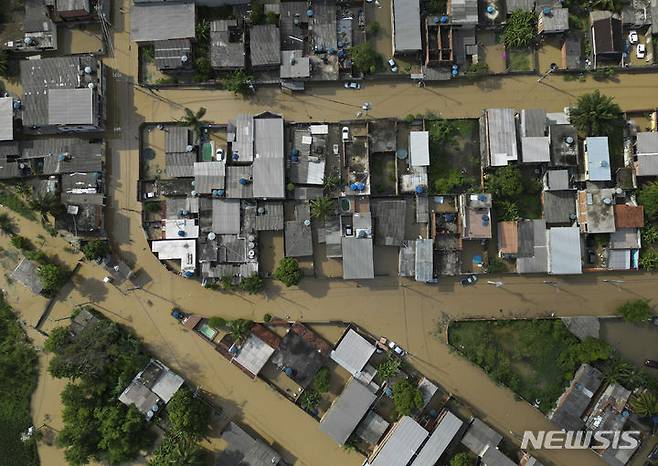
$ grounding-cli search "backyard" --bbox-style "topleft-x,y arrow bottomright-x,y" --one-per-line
428,119 -> 481,195
370,153 -> 397,195
448,319 -> 613,413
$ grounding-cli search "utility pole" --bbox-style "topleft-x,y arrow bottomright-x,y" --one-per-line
537,63 -> 558,82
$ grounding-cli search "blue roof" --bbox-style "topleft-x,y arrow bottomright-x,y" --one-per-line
586,137 -> 611,181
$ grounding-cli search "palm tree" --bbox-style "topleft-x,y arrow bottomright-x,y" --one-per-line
323,173 -> 340,193
310,197 -> 336,221
569,90 -> 623,136
226,319 -> 253,343
589,0 -> 627,13
0,212 -> 15,235
29,193 -> 62,222
601,356 -> 635,385
168,437 -> 204,466
630,391 -> 658,418
179,107 -> 208,141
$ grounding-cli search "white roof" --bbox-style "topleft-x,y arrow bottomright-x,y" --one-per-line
233,334 -> 275,377
521,137 -> 550,163
368,416 -> 429,466
330,329 -> 376,376
48,88 -> 95,125
410,411 -> 464,466
150,366 -> 185,403
548,227 -> 582,274
0,97 -> 13,141
151,239 -> 196,273
309,124 -> 329,135
163,218 -> 199,239
392,0 -> 421,53
131,1 -> 195,42
585,137 -> 611,181
409,131 -> 430,166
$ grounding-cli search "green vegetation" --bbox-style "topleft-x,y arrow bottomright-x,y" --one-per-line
194,20 -> 212,82
377,355 -> 402,380
392,379 -> 423,417
630,391 -> 658,418
11,235 -> 34,251
428,119 -> 480,194
179,107 -> 208,141
502,10 -> 536,49
266,11 -> 279,25
223,70 -> 254,96
166,387 -> 210,439
450,452 -> 475,466
640,248 -> 658,271
273,257 -> 303,287
29,192 -> 62,223
589,0 -> 627,13
323,173 -> 340,193
82,240 -> 109,262
0,185 -> 37,221
464,62 -> 490,80
0,50 -> 9,78
449,320 -> 613,412
591,66 -> 617,81
37,263 -> 69,298
486,165 -> 522,198
249,3 -> 266,24
508,49 -> 532,71
299,388 -> 321,412
351,43 -> 380,75
569,90 -> 623,136
239,273 -> 265,294
263,313 -> 272,322
207,316 -> 227,329
498,200 -> 520,221
487,256 -> 508,274
45,309 -> 154,465
310,197 -> 336,220
148,434 -> 205,466
208,317 -> 253,343
616,300 -> 653,322
639,181 -> 658,221
487,166 -> 542,220
312,367 -> 331,393
367,21 -> 380,35
0,212 -> 16,235
0,295 -> 39,466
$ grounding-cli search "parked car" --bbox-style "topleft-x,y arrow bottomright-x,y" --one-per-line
628,30 -> 638,44
216,148 -> 224,161
637,43 -> 646,59
332,144 -> 339,155
461,274 -> 478,286
344,81 -> 361,89
341,126 -> 350,142
171,308 -> 187,320
644,359 -> 658,369
649,443 -> 658,462
388,58 -> 398,73
387,340 -> 406,356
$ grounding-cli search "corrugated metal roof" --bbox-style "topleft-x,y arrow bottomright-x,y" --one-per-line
56,0 -> 90,12
225,166 -> 253,198
369,416 -> 428,466
285,220 -> 313,257
461,418 -> 503,456
0,156 -> 21,179
450,0 -> 478,25
0,97 -> 13,141
415,239 -> 434,282
165,152 -> 195,178
341,237 -> 374,279
250,25 -> 281,68
232,114 -> 254,162
520,109 -> 547,137
210,20 -> 245,69
326,216 -> 342,257
154,39 -> 192,70
131,1 -> 195,42
636,153 -> 658,176
330,329 -> 376,376
218,422 -> 282,466
253,118 -> 285,198
392,0 -> 421,53
486,108 -> 518,166
548,227 -> 582,274
409,131 -> 430,166
375,200 -> 406,246
543,190 -> 576,225
506,0 -> 534,10
212,199 -> 240,234
165,126 -> 191,153
193,161 -> 225,193
280,51 -> 310,78
607,249 -> 630,270
585,137 -> 611,181
521,137 -> 550,163
47,88 -> 95,125
482,447 -> 518,466
636,131 -> 658,155
255,201 -> 283,231
410,411 -> 463,466
312,1 -> 337,51
34,139 -> 104,174
319,377 -> 377,445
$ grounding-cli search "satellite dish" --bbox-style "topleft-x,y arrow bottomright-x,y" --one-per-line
88,82 -> 95,89
208,232 -> 216,240
84,66 -> 93,74
181,55 -> 188,63
303,219 -> 311,226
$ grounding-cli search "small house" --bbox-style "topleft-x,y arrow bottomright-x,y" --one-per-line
392,0 -> 422,55
590,12 -> 623,67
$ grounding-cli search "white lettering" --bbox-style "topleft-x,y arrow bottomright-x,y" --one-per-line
564,430 -> 591,449
544,431 -> 565,449
521,431 -> 545,450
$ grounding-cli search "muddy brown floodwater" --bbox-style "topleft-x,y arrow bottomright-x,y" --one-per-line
600,318 -> 658,367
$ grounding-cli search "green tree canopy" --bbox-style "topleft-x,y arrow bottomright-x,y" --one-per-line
207,316 -> 227,329
638,181 -> 658,221
630,391 -> 658,417
38,263 -> 69,297
312,367 -> 331,393
377,355 -> 402,380
299,388 -> 320,411
351,43 -> 380,74
239,274 -> 264,294
502,10 -> 536,48
450,452 -> 475,466
10,235 -> 33,251
166,387 -> 210,439
96,404 -> 153,465
83,240 -> 109,261
392,379 -> 423,417
0,212 -> 16,235
149,434 -> 205,466
226,318 -> 253,343
274,257 -> 303,287
569,90 -> 623,136
29,192 -> 62,222
486,165 -> 523,199
223,70 -> 254,96
310,197 -> 336,221
179,107 -> 208,141
616,299 -> 653,322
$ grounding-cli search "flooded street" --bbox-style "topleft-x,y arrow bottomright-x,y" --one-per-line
600,318 -> 658,367
0,0 -> 656,464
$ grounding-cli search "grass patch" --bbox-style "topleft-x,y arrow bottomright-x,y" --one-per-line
428,119 -> 481,194
0,295 -> 39,466
0,185 -> 36,221
448,319 -> 612,413
508,49 -> 532,71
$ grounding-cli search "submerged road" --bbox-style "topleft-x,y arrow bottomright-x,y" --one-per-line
27,0 -> 658,464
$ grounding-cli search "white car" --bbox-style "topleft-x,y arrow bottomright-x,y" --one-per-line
344,82 -> 361,89
387,340 -> 406,356
628,31 -> 638,44
332,144 -> 339,155
215,148 -> 224,161
637,43 -> 646,59
341,126 -> 350,142
388,58 -> 398,73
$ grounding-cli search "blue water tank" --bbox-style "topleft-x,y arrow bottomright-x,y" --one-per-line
486,4 -> 495,13
239,178 -> 249,185
351,183 -> 358,191
178,230 -> 186,237
416,185 -> 425,194
232,152 -> 239,161
440,15 -> 448,23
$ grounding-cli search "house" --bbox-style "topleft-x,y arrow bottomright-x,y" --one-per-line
392,0 -> 422,55
151,239 -> 196,275
497,221 -> 518,257
543,190 -> 576,226
253,116 -> 285,199
374,200 -> 406,246
10,0 -> 57,53
319,377 -> 378,445
409,410 -> 463,466
634,131 -> 658,176
342,237 -> 375,279
285,220 -> 313,257
538,7 -> 569,34
20,55 -> 104,133
210,20 -> 245,70
255,201 -> 284,231
415,239 -> 435,282
516,219 -> 548,273
614,204 -> 644,230
584,137 -> 612,182
549,364 -> 603,431
250,25 -> 281,69
153,39 -> 192,72
461,418 -> 515,466
480,108 -> 518,167
367,416 -> 429,466
506,0 -> 533,11
11,258 -> 44,294
543,169 -> 572,191
609,228 -> 641,269
409,131 -> 430,167
231,330 -> 278,378
590,12 -> 623,67
289,126 -> 327,186
549,124 -> 579,166
53,0 -> 105,22
562,34 -> 582,70
280,50 -> 310,80
459,193 -> 492,239
131,0 -> 195,43
356,412 -> 390,446
330,328 -> 376,376
0,97 -> 14,142
576,187 -> 616,233
547,226 -> 582,274
622,0 -> 653,27
448,0 -> 479,26
521,137 -> 551,163
521,109 -> 547,137
118,359 -> 184,420
217,422 -> 281,466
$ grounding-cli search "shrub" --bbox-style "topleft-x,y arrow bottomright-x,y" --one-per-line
465,62 -> 490,80
10,235 -> 33,251
392,379 -> 423,417
312,367 -> 331,393
144,202 -> 162,213
639,181 -> 658,221
38,263 -> 69,297
207,316 -> 227,329
486,165 -> 523,199
487,257 -> 507,274
616,300 -> 653,322
274,257 -> 303,287
640,248 -> 658,271
263,313 -> 272,322
239,273 -> 264,294
299,389 -> 320,412
351,43 -> 380,75
367,21 -> 380,35
223,69 -> 254,96
378,355 -> 402,379
450,452 -> 475,466
82,240 -> 109,261
166,387 -> 210,439
502,10 -> 536,49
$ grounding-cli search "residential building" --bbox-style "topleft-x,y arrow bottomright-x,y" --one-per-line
131,0 -> 195,42
217,422 -> 281,466
374,200 -> 406,246
253,116 -> 285,199
330,328 -> 376,377
409,131 -> 430,167
549,364 -> 603,431
342,236 -> 375,279
549,124 -> 579,167
459,193 -> 492,239
590,12 -> 623,67
392,0 -> 422,54
480,108 -> 518,167
8,0 -> 58,53
538,7 -> 570,33
448,0 -> 479,26
584,137 -> 612,182
0,97 -> 15,142
547,226 -> 582,274
634,131 -> 658,176
543,190 -> 576,226
280,50 -> 311,80
497,221 -> 518,257
415,238 -> 435,283
367,416 -> 429,466
250,25 -> 281,69
543,169 -> 572,191
577,187 -> 617,234
516,219 -> 548,274
210,19 -> 245,70
461,418 -> 517,466
153,39 -> 192,72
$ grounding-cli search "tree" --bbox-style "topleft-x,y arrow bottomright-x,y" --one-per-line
377,355 -> 402,380
589,0 -> 627,13
10,235 -> 33,251
29,192 -> 62,222
239,273 -> 264,294
367,21 -> 380,35
83,240 -> 109,261
450,452 -> 474,466
616,299 -> 653,322
226,319 -> 253,343
249,3 -> 265,24
640,248 -> 658,271
639,181 -> 658,221
498,200 -> 520,221
502,10 -> 536,49
641,223 -> 658,245
569,90 -> 623,136
310,197 -> 336,221
323,173 -> 340,192
560,337 -> 611,369
351,43 -> 379,74
207,316 -> 227,330
486,165 -> 523,199
0,212 -> 15,235
428,119 -> 458,146
38,263 -> 68,297
464,62 -> 490,81
312,367 -> 331,393
299,388 -> 320,412
149,434 -> 205,466
96,404 -> 153,465
274,257 -> 303,287
630,391 -> 658,417
392,379 -> 423,417
602,356 -> 636,385
223,70 -> 253,96
266,11 -> 279,24
166,387 -> 210,439
179,107 -> 208,141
